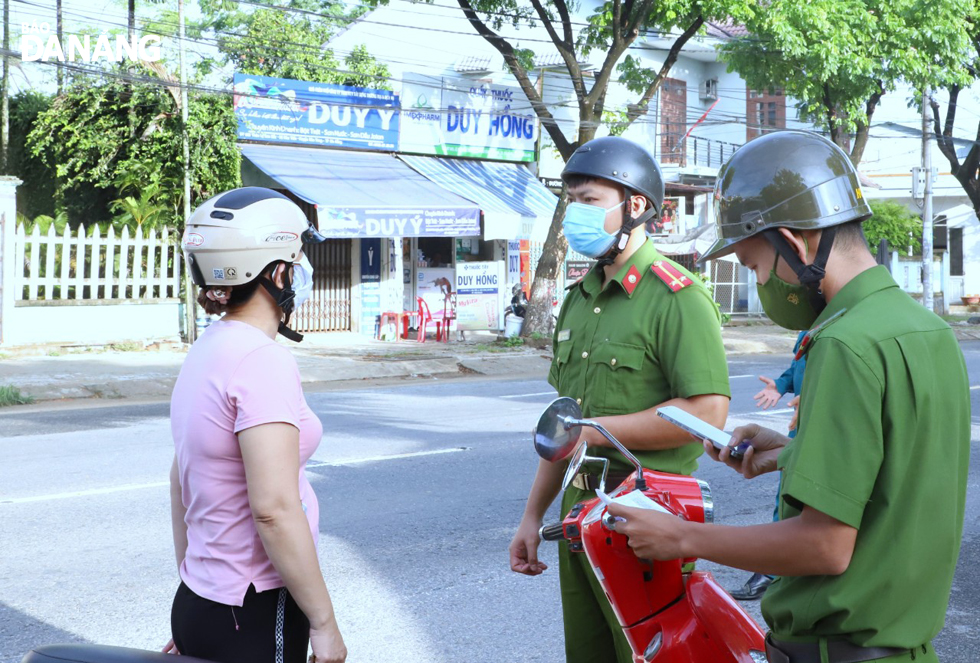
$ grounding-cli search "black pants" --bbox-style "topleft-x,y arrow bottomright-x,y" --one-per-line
171,582 -> 310,663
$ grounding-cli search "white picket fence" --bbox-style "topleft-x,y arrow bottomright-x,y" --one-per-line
14,223 -> 182,301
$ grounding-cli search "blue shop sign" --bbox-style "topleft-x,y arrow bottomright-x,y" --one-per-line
233,73 -> 399,150
319,206 -> 481,238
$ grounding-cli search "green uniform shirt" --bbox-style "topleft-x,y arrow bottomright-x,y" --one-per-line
762,266 -> 970,648
548,240 -> 731,476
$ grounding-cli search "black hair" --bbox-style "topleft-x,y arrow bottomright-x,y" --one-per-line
833,220 -> 869,253
563,174 -> 652,213
196,260 -> 283,316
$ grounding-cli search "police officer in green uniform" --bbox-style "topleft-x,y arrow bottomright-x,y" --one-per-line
606,130 -> 970,663
508,136 -> 731,663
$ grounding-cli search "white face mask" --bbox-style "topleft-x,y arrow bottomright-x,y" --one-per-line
291,254 -> 314,309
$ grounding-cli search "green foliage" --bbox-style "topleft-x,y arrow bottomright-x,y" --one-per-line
865,200 -> 922,254
343,44 -> 392,90
7,91 -> 58,219
27,71 -> 241,228
208,2 -> 389,88
719,0 -> 975,142
0,385 -> 34,407
110,164 -> 172,230
220,8 -> 341,81
17,210 -> 69,235
17,0 -> 387,230
601,109 -> 629,136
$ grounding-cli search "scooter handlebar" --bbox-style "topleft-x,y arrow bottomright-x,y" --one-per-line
539,522 -> 566,541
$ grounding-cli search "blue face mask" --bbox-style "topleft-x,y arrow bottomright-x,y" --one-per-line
562,201 -> 625,258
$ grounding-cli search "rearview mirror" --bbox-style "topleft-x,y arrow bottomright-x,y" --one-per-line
533,397 -> 583,462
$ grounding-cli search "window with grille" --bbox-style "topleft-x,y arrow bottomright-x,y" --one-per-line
746,88 -> 786,140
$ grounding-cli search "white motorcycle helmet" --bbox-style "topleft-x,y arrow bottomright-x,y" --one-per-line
183,187 -> 326,341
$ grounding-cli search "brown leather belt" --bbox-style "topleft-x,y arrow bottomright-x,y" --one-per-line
764,634 -> 908,663
570,471 -> 632,492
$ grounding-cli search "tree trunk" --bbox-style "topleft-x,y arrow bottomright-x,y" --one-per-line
521,117 -> 598,337
522,193 -> 569,337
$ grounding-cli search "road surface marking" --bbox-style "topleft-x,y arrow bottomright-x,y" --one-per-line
501,391 -> 556,399
729,374 -> 756,379
306,447 -> 468,468
2,449 -> 471,504
752,408 -> 796,416
2,481 -> 169,505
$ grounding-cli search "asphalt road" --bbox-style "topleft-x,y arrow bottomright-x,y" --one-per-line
1,347 -> 979,663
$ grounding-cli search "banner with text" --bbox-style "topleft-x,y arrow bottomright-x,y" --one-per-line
234,73 -> 399,150
455,261 -> 504,331
318,206 -> 480,238
399,75 -> 537,162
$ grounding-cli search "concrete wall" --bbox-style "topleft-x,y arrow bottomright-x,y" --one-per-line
6,300 -> 182,346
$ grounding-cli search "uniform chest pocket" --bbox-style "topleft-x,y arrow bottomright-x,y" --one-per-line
589,342 -> 646,415
592,342 -> 645,371
556,340 -> 573,365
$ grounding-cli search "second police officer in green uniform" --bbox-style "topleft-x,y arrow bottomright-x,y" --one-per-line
606,131 -> 970,663
508,136 -> 731,663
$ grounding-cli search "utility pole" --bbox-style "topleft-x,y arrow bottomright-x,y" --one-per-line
178,0 -> 196,343
921,87 -> 934,312
2,0 -> 10,174
56,0 -> 63,94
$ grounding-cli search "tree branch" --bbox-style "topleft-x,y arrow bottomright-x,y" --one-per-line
622,0 -> 635,31
527,0 -> 586,104
587,0 -> 653,112
452,0 -> 572,157
823,83 -> 841,145
624,15 -> 704,126
930,91 -> 960,168
624,0 -> 656,36
553,0 -> 574,47
849,80 -> 884,166
961,118 -> 980,183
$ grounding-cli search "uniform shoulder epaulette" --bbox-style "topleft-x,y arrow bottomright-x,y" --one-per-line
650,260 -> 694,293
795,308 -> 848,360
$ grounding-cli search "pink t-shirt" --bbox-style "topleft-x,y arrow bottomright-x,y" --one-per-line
170,319 -> 322,606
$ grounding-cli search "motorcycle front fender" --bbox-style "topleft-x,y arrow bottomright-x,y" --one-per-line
686,571 -> 768,659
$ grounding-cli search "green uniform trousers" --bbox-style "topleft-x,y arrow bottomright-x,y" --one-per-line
559,484 -> 634,663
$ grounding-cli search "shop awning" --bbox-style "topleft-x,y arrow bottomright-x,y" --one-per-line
240,144 -> 482,238
398,155 -> 558,242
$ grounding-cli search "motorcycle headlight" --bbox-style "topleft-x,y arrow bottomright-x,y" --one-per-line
643,632 -> 663,661
696,479 -> 714,524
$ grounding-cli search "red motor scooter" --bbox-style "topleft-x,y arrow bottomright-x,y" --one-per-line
533,397 -> 768,663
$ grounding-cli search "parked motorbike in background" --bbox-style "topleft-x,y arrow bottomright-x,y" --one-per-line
534,397 -> 767,663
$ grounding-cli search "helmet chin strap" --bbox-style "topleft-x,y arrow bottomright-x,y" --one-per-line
596,193 -> 657,267
762,226 -> 839,316
259,264 -> 305,342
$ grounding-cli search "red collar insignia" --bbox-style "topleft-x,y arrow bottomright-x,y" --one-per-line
622,264 -> 643,295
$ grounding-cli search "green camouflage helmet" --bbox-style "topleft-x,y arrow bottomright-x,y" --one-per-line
700,130 -> 872,262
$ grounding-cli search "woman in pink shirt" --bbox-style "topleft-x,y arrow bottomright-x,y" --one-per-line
166,188 -> 346,663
